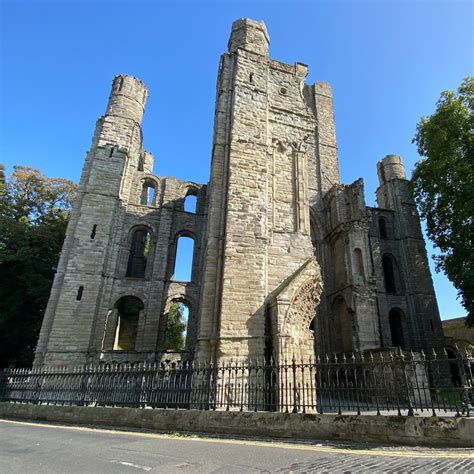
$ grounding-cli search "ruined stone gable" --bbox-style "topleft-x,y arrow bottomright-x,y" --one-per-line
34,19 -> 444,368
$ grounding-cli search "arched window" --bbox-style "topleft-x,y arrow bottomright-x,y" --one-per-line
184,194 -> 197,213
389,308 -> 405,349
378,217 -> 387,239
114,296 -> 144,351
333,296 -> 353,353
173,235 -> 195,282
353,248 -> 364,283
382,253 -> 398,294
164,302 -> 189,351
140,179 -> 156,206
126,229 -> 151,278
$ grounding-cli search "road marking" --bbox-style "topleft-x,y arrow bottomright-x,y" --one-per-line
110,460 -> 152,471
1,419 -> 472,459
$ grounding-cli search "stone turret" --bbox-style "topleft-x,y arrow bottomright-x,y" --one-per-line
228,18 -> 270,56
377,154 -> 406,184
106,75 -> 148,123
34,75 -> 149,367
376,155 -> 408,210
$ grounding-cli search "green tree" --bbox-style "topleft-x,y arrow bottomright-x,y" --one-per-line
0,166 -> 77,367
164,303 -> 187,351
412,77 -> 474,325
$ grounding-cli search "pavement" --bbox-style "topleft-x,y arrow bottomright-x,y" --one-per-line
0,419 -> 472,473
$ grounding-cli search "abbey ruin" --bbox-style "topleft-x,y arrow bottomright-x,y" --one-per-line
34,19 -> 445,368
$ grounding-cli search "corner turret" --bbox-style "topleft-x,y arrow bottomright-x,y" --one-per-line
228,18 -> 270,56
377,154 -> 406,185
106,75 -> 148,123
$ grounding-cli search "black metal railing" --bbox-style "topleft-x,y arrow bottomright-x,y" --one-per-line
0,347 -> 472,416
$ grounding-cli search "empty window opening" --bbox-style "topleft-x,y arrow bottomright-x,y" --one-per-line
249,73 -> 254,83
165,302 -> 189,351
379,217 -> 388,239
109,147 -> 114,157
126,229 -> 151,278
113,296 -> 143,351
173,236 -> 194,282
353,248 -> 364,280
76,286 -> 84,301
389,308 -> 405,349
140,180 -> 156,206
119,77 -> 124,91
382,254 -> 398,294
91,225 -> 97,239
184,194 -> 197,213
137,155 -> 144,172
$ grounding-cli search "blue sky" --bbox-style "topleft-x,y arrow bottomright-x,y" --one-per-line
1,0 -> 472,319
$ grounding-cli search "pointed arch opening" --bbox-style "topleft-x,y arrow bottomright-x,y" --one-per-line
126,228 -> 152,278
113,296 -> 144,351
164,302 -> 189,351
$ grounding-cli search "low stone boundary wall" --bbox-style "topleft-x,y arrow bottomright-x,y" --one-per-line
0,402 -> 472,447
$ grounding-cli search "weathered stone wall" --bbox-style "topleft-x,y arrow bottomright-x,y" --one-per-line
1,403 -> 472,447
196,19 -> 335,363
34,76 -> 207,367
371,155 -> 444,351
443,317 -> 474,345
34,19 -> 444,369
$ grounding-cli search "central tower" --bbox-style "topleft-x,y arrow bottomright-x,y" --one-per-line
196,19 -> 339,362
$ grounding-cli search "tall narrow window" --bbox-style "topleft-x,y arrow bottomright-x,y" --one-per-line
353,248 -> 364,283
126,229 -> 151,278
173,236 -> 195,282
164,302 -> 189,351
90,225 -> 97,239
137,155 -> 144,172
76,286 -> 84,301
378,217 -> 387,239
114,296 -> 143,351
382,254 -> 398,294
389,308 -> 405,349
140,180 -> 156,207
184,194 -> 197,213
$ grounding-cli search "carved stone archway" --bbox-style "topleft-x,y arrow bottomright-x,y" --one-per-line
267,258 -> 323,364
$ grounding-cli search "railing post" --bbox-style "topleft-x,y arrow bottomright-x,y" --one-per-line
292,356 -> 298,413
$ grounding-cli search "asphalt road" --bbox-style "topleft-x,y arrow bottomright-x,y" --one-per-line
0,419 -> 472,473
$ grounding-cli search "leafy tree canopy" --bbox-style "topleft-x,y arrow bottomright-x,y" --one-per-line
164,303 -> 187,351
0,166 -> 77,367
411,77 -> 474,325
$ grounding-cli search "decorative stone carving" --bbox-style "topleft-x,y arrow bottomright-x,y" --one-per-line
284,278 -> 323,343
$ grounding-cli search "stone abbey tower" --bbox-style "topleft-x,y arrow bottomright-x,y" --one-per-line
34,19 -> 444,367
